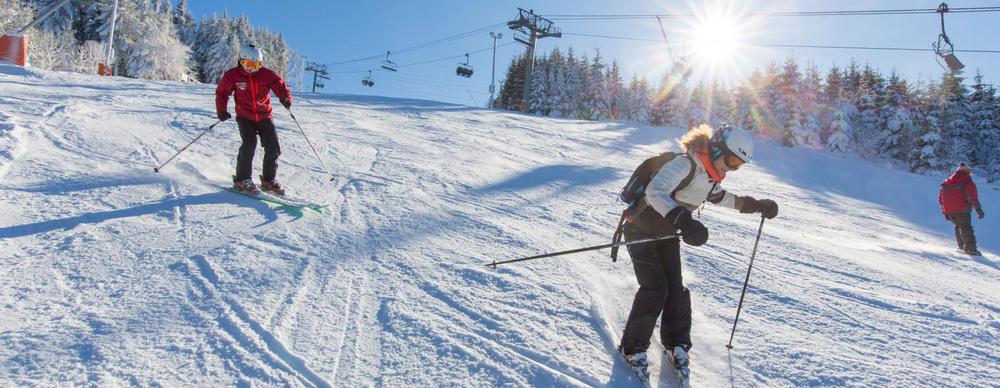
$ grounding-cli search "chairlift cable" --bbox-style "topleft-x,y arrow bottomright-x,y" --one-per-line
561,32 -> 1000,54
324,22 -> 506,66
544,6 -> 1000,20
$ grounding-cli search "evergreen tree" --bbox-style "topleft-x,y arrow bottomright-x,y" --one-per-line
827,108 -> 850,153
607,61 -> 624,119
172,0 -> 197,46
27,0 -> 75,35
939,70 -> 973,164
910,82 -> 948,172
969,71 -> 1000,180
495,54 -> 526,110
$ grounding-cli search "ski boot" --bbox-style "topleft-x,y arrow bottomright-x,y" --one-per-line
233,177 -> 260,195
618,346 -> 650,387
259,175 -> 285,196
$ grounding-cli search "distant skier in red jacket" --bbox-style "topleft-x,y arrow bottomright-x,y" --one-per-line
216,43 -> 292,195
939,162 -> 985,255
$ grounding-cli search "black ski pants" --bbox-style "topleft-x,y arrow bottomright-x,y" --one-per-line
947,212 -> 978,251
235,117 -> 281,182
620,223 -> 692,355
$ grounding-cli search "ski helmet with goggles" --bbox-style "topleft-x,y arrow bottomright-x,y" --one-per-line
709,125 -> 754,169
238,44 -> 263,72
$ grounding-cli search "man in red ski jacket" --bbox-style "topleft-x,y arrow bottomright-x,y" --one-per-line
938,162 -> 985,255
216,43 -> 292,195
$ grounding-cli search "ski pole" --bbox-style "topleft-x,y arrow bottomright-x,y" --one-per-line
286,107 -> 336,182
487,234 -> 679,268
153,120 -> 222,173
726,216 -> 766,349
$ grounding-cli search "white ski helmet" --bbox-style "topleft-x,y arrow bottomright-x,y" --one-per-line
239,43 -> 263,63
710,125 -> 754,166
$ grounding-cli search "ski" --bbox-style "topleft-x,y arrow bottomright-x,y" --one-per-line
651,333 -> 690,388
617,348 -> 652,388
224,187 -> 329,213
663,348 -> 691,388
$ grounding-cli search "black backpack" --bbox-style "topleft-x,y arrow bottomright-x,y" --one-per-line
611,152 -> 696,261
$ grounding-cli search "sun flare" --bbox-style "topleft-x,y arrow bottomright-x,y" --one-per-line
690,17 -> 744,63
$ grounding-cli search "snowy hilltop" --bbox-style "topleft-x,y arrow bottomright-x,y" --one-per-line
0,65 -> 997,386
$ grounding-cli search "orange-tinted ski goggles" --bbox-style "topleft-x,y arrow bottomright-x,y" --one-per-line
241,59 -> 262,72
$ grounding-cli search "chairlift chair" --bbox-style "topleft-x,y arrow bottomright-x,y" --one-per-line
380,51 -> 398,72
456,53 -> 474,78
932,2 -> 964,72
362,70 -> 374,87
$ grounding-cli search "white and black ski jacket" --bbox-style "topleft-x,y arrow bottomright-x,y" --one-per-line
630,153 -> 745,236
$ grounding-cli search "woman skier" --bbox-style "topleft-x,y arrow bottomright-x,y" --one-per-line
618,124 -> 779,384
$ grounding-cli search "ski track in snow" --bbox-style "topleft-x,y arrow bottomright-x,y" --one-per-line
1,64 -> 998,386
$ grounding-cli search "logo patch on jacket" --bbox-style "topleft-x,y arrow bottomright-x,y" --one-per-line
236,82 -> 247,90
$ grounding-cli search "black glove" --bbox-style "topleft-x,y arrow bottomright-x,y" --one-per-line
977,208 -> 985,219
218,111 -> 231,122
666,206 -> 708,246
280,98 -> 291,109
758,199 -> 779,219
682,219 -> 708,246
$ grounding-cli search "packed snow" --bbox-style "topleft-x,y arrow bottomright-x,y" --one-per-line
0,65 -> 997,386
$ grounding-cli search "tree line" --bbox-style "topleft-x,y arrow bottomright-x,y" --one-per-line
2,0 -> 302,85
495,47 -> 1000,181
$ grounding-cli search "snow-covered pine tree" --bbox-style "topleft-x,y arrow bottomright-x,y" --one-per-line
257,28 -> 290,79
850,65 -> 886,157
910,80 -> 948,172
545,48 -> 566,117
581,50 -> 610,121
202,14 -> 238,83
495,54 -> 526,110
969,71 -> 999,180
827,108 -> 850,153
115,0 -> 189,80
527,54 -> 548,115
883,71 -> 915,160
648,74 -> 670,126
26,0 -> 75,35
172,0 -> 197,46
939,69 -> 973,164
621,75 -> 651,123
687,82 -> 709,128
559,48 -> 582,118
607,61 -> 624,119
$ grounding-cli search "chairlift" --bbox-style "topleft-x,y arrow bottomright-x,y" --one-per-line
361,70 -> 374,87
932,2 -> 964,72
456,53 -> 474,78
380,51 -> 398,72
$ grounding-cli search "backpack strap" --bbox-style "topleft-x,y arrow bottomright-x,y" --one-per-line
611,153 -> 697,261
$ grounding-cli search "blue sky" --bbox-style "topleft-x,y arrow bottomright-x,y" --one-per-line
186,0 -> 1000,106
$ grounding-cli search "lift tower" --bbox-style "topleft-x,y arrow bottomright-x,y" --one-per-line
507,8 -> 560,112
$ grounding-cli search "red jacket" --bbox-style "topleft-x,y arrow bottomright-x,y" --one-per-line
215,66 -> 292,122
939,170 -> 980,213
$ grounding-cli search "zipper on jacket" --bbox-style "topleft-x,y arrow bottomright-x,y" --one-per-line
248,72 -> 259,122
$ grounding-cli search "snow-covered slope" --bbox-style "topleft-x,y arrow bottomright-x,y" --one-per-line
1,65 -> 997,387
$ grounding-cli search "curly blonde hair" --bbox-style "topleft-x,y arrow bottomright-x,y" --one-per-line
678,124 -> 713,153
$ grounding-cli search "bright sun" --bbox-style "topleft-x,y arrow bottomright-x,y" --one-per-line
679,11 -> 753,83
690,18 -> 743,63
